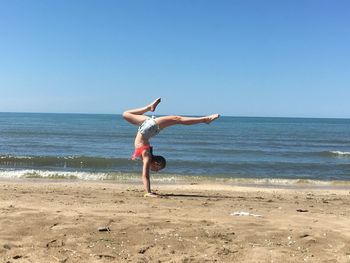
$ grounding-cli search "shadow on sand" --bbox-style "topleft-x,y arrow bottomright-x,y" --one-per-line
160,193 -> 238,199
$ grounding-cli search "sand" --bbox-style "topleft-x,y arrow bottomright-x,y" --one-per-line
0,179 -> 349,263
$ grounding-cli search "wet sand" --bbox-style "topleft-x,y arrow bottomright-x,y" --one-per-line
0,179 -> 349,262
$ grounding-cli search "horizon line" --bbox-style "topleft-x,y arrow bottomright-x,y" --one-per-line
0,111 -> 349,120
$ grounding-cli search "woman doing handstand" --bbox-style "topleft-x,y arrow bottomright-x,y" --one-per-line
123,98 -> 220,197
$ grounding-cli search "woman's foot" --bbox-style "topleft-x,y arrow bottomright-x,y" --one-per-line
205,114 -> 220,124
149,98 -> 161,112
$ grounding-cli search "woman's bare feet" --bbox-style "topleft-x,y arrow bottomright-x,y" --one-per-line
205,114 -> 220,124
149,98 -> 161,112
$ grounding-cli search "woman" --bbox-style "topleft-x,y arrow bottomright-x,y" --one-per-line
123,98 -> 220,197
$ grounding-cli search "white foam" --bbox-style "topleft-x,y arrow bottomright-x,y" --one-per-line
0,155 -> 33,159
1,170 -> 349,186
0,169 -> 108,180
330,151 -> 350,156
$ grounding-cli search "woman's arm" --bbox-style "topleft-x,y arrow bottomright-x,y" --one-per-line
142,151 -> 152,193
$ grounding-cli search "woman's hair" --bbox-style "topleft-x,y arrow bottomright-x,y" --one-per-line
151,155 -> 166,170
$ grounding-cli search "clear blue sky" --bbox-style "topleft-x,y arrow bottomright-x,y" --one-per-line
0,0 -> 349,118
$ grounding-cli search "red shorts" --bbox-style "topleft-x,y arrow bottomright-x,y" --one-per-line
132,145 -> 151,160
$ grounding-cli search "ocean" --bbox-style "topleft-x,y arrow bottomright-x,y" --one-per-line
1,112 -> 350,184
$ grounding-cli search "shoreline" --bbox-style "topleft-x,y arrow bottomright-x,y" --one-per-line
1,175 -> 350,191
3,173 -> 350,189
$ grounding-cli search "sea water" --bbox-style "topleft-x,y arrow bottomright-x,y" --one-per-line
0,112 -> 349,184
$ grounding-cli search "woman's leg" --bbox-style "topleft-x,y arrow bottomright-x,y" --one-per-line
155,114 -> 220,129
123,98 -> 161,126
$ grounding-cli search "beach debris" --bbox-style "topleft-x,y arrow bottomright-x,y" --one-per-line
98,226 -> 111,232
138,244 -> 154,254
296,209 -> 309,212
94,254 -> 116,260
13,255 -> 23,259
46,239 -> 64,248
231,211 -> 262,217
218,246 -> 238,255
52,256 -> 68,263
50,223 -> 59,229
3,243 -> 13,250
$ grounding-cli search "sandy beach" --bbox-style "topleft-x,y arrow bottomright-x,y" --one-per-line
0,179 -> 349,263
